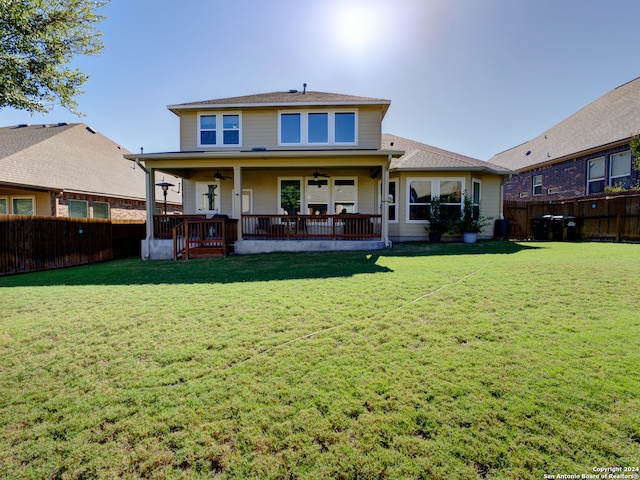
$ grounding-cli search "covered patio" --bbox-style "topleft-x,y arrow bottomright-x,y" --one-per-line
131,149 -> 402,259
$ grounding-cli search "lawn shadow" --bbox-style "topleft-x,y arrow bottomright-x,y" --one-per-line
385,240 -> 544,258
0,250 -> 394,287
0,241 -> 541,287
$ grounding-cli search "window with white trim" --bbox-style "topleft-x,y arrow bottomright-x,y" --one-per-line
198,112 -> 241,147
306,178 -> 330,214
68,200 -> 88,218
532,175 -> 542,196
408,179 -> 432,221
587,157 -> 605,195
379,179 -> 398,222
196,181 -> 220,213
279,179 -> 302,215
0,197 -> 7,214
93,201 -> 109,219
279,110 -> 357,146
333,178 -> 357,213
12,196 -> 35,215
407,178 -> 464,222
609,151 -> 631,189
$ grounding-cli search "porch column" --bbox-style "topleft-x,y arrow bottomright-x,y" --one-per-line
381,158 -> 391,247
233,166 -> 243,240
146,166 -> 156,240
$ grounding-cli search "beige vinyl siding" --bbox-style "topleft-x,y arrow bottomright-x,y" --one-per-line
182,179 -> 196,213
476,175 -> 501,224
179,112 -> 197,151
356,106 -> 382,149
389,173 -> 504,241
178,105 -> 383,151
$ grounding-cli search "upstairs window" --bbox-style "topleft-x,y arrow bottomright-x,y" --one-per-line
609,151 -> 631,189
279,110 -> 357,146
198,113 -> 241,147
532,175 -> 542,196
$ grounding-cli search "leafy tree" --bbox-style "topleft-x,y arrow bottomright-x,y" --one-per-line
0,0 -> 108,115
631,134 -> 640,170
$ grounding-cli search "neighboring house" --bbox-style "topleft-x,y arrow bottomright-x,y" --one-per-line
490,77 -> 640,200
125,90 -> 512,259
0,123 -> 181,219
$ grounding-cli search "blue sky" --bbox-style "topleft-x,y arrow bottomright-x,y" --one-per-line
1,0 -> 639,160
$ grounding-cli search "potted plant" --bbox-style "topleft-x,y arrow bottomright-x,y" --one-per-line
424,196 -> 453,242
455,192 -> 492,244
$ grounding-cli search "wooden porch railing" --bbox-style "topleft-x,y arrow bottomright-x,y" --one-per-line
153,215 -> 207,239
241,214 -> 381,240
172,217 -> 238,259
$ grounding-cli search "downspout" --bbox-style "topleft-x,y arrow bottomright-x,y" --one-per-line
381,156 -> 391,247
136,158 -> 154,259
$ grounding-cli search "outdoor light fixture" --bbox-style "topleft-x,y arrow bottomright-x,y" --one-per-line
156,179 -> 174,215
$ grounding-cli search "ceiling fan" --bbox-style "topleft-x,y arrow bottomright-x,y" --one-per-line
312,168 -> 330,178
205,170 -> 232,180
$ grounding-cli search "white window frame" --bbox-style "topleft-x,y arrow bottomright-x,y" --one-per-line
197,112 -> 242,148
195,181 -> 221,214
406,177 -> 465,224
332,177 -> 358,214
587,156 -> 606,195
305,176 -> 330,215
68,199 -> 89,218
232,189 -> 253,217
92,201 -> 110,219
11,195 -> 35,215
278,109 -> 358,146
532,175 -> 542,196
609,150 -> 631,188
378,179 -> 398,223
0,196 -> 8,214
278,177 -> 303,215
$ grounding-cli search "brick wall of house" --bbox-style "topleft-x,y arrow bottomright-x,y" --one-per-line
56,193 -> 182,220
503,144 -> 639,201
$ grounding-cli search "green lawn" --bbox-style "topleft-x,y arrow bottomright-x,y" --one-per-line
1,241 -> 639,479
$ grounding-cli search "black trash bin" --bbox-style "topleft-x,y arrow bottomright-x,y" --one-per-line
531,215 -> 553,240
494,219 -> 510,240
551,215 -> 578,241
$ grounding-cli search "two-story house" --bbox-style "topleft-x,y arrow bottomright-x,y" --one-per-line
126,90 -> 512,259
490,77 -> 640,200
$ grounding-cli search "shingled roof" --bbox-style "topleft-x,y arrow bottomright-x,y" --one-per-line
490,77 -> 640,171
0,123 -> 179,202
383,134 -> 512,175
169,90 -> 391,116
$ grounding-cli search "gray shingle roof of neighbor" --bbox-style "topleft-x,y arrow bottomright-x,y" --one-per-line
490,76 -> 640,171
0,123 -> 181,203
382,133 -> 513,175
169,90 -> 392,116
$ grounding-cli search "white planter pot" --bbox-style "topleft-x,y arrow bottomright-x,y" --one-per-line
462,232 -> 477,244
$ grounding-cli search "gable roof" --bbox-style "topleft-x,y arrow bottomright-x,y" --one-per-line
490,77 -> 640,171
168,91 -> 392,117
0,123 -> 179,203
383,134 -> 512,175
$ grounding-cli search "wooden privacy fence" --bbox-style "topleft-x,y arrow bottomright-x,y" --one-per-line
0,216 -> 145,275
504,192 -> 640,241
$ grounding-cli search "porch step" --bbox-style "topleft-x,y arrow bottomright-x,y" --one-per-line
187,247 -> 225,258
